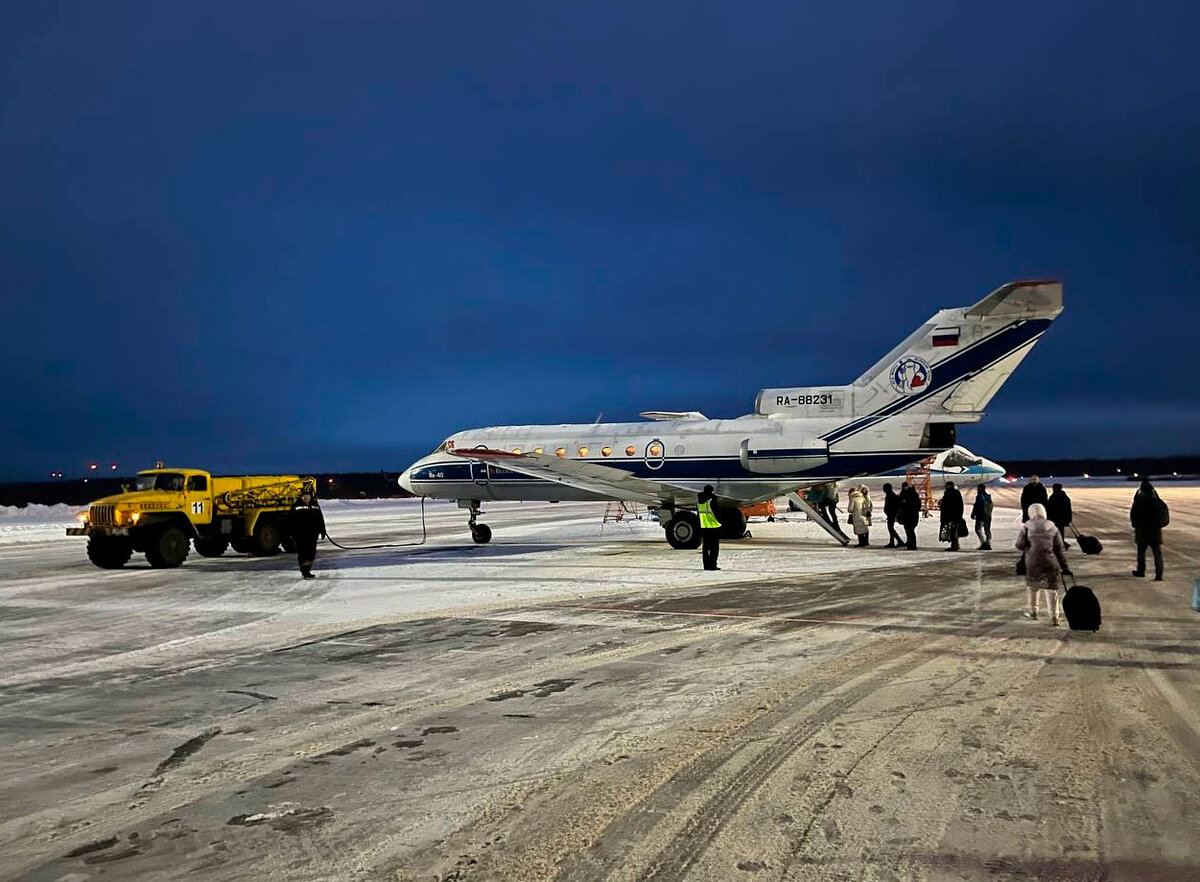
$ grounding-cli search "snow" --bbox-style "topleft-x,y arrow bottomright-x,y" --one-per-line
0,503 -> 83,545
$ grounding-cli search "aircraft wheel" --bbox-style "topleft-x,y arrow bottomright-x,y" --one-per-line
471,523 -> 492,544
718,507 -> 748,540
665,511 -> 701,550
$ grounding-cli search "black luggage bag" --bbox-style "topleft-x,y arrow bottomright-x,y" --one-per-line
1062,573 -> 1101,631
1069,524 -> 1103,556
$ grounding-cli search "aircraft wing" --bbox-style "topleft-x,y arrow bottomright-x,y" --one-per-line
449,448 -> 704,505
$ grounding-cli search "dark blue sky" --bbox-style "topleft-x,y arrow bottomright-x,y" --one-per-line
3,1 -> 1199,481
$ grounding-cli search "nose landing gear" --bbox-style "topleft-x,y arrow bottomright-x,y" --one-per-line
466,500 -> 492,544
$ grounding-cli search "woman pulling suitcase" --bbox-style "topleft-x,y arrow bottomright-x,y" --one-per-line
1015,503 -> 1071,625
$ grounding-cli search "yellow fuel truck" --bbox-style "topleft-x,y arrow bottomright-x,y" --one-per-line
67,467 -> 317,569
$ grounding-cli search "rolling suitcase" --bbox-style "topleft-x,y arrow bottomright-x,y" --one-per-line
1069,524 -> 1103,556
1062,573 -> 1101,631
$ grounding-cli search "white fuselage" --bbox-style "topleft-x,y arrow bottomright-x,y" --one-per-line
399,412 -> 942,506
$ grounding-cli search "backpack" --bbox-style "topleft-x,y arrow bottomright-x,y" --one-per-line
1159,499 -> 1170,527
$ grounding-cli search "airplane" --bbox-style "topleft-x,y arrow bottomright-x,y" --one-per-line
855,444 -> 1006,494
399,279 -> 1062,549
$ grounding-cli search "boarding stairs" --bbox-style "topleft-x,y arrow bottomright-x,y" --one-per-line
783,491 -> 851,546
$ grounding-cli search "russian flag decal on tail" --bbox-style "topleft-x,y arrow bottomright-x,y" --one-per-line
932,327 -> 960,347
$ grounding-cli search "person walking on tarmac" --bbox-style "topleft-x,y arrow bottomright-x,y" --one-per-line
697,485 -> 721,571
1016,502 -> 1071,625
1020,475 -> 1048,522
1046,483 -> 1073,548
882,483 -> 903,548
899,481 -> 922,550
290,487 -> 326,579
1130,478 -> 1168,580
849,485 -> 872,547
972,485 -> 994,550
940,481 -> 965,551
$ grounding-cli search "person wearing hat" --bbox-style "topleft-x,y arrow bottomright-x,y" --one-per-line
290,486 -> 326,579
697,484 -> 722,571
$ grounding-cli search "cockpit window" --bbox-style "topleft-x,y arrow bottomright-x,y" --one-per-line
434,438 -> 455,454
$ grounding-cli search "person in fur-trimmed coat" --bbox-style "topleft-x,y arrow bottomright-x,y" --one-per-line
849,486 -> 873,547
1015,502 -> 1071,625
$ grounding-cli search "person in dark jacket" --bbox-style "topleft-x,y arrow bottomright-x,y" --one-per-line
697,484 -> 721,571
940,481 -> 964,551
290,488 -> 326,579
882,483 -> 903,548
1020,476 -> 1048,522
1130,478 -> 1167,580
971,485 -> 994,550
899,482 -> 922,550
1045,484 -> 1073,548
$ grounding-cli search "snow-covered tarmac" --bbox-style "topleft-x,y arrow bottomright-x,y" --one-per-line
1,489 -> 1198,880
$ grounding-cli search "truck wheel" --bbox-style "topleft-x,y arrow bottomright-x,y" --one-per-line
252,520 -> 283,556
194,537 -> 229,558
87,537 -> 133,569
146,526 -> 190,568
281,535 -> 296,554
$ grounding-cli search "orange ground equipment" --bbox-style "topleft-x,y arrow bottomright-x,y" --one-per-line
739,499 -> 777,520
905,457 -> 937,515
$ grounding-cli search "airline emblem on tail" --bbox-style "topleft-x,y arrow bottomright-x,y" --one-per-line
890,356 -> 931,395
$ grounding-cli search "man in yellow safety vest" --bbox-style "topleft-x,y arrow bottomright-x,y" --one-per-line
698,484 -> 721,571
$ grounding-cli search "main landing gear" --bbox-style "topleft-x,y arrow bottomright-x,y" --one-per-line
661,506 -> 749,550
466,500 -> 492,545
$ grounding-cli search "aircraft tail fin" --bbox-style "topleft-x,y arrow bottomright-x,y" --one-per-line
756,280 -> 1063,424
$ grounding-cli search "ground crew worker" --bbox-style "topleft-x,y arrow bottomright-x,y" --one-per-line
290,487 -> 326,579
697,484 -> 721,571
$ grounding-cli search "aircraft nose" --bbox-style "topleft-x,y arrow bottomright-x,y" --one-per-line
398,468 -> 416,495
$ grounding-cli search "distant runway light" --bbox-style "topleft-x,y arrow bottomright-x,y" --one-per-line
89,463 -> 98,471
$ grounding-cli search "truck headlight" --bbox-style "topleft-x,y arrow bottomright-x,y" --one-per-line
76,511 -> 89,525
117,510 -> 141,525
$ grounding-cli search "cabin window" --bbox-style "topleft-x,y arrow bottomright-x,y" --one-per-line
625,445 -> 636,456
648,444 -> 662,457
186,475 -> 207,492
601,446 -> 612,457
556,447 -> 566,457
511,447 -> 521,454
534,447 -> 543,454
577,446 -> 590,457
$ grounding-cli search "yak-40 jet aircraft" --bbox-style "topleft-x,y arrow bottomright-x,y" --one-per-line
399,279 -> 1062,548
